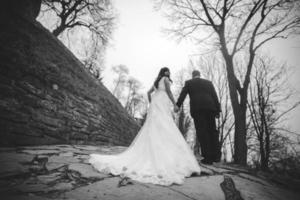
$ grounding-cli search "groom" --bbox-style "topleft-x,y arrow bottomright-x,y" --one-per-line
176,70 -> 221,165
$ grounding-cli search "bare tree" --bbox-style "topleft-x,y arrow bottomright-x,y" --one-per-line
124,77 -> 145,117
111,64 -> 129,100
38,0 -> 115,80
110,66 -> 147,118
177,107 -> 192,138
41,0 -> 115,44
81,34 -> 105,80
174,67 -> 193,138
159,0 -> 300,164
247,55 -> 300,170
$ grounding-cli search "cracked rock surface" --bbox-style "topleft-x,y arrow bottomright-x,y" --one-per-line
0,145 -> 299,200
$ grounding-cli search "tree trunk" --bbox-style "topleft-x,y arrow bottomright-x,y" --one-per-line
265,132 -> 270,170
222,52 -> 248,165
52,25 -> 65,37
260,146 -> 268,171
259,133 -> 268,170
261,154 -> 268,171
263,119 -> 270,171
233,108 -> 248,164
52,14 -> 68,37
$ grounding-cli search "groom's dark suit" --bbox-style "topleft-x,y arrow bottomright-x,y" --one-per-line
177,77 -> 221,163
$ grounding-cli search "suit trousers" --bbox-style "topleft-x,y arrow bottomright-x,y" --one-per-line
192,110 -> 220,162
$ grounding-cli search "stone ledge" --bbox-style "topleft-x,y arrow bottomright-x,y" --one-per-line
0,145 -> 299,200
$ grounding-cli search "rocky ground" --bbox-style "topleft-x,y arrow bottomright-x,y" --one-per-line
0,145 -> 299,200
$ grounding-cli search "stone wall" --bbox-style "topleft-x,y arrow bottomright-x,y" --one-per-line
0,0 -> 139,146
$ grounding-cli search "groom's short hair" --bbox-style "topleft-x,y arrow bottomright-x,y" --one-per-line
192,70 -> 200,78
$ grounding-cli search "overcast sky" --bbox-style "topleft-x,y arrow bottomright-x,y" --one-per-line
102,0 -> 300,134
103,0 -> 197,89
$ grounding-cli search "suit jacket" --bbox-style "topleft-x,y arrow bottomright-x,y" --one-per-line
176,78 -> 221,117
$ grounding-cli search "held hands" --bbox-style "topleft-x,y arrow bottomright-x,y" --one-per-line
173,105 -> 179,113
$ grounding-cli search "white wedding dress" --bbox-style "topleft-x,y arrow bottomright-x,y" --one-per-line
89,77 -> 201,185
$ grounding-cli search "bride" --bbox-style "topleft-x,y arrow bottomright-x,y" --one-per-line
89,67 -> 201,186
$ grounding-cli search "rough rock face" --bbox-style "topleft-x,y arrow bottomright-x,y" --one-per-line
0,0 -> 139,146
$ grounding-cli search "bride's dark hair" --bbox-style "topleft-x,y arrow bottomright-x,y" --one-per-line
154,67 -> 173,89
